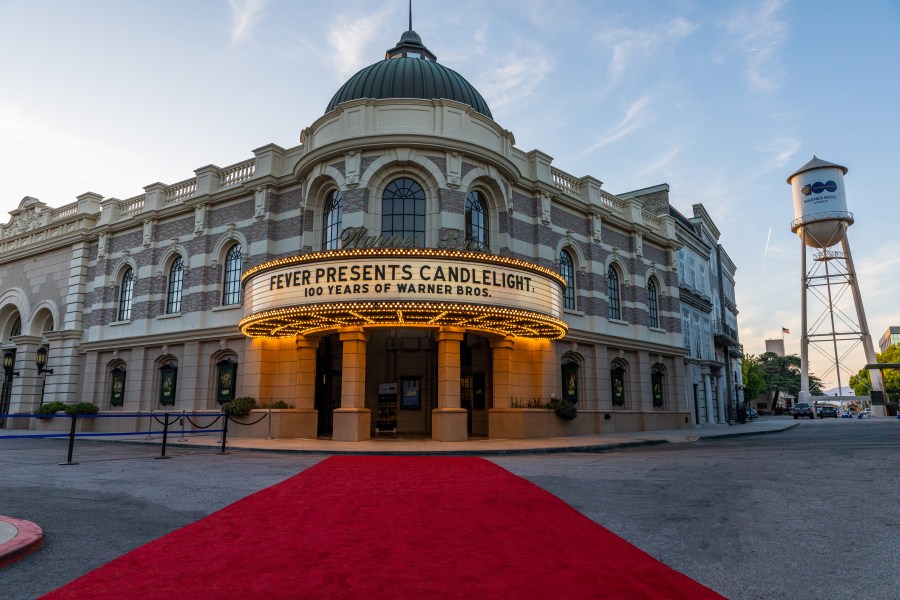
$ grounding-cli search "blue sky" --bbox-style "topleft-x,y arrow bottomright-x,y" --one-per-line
1,0 -> 897,390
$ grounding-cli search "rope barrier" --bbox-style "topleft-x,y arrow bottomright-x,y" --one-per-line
229,412 -> 269,426
0,412 -> 224,419
184,414 -> 222,429
0,409 -> 271,461
0,430 -> 224,439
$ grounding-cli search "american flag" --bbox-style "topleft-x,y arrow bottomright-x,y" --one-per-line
782,327 -> 790,334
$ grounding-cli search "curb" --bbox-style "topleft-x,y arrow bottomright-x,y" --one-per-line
0,516 -> 43,570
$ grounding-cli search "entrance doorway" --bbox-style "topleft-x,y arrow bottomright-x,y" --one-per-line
314,335 -> 341,437
1,349 -> 14,429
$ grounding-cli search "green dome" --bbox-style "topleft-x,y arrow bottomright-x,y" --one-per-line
325,55 -> 493,119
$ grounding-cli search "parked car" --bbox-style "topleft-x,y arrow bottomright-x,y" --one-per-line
792,403 -> 816,419
841,411 -> 854,418
818,406 -> 838,418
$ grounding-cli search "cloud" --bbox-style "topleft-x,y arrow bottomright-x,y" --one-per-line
636,147 -> 680,176
721,0 -> 789,93
578,95 -> 653,155
327,7 -> 395,81
228,0 -> 269,44
476,53 -> 554,111
599,17 -> 698,79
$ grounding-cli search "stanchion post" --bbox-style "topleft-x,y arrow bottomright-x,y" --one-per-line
266,409 -> 272,440
178,410 -> 186,442
156,412 -> 172,459
146,410 -> 153,439
59,413 -> 79,466
218,414 -> 230,455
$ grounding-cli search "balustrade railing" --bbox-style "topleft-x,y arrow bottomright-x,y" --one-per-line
550,168 -> 580,197
50,202 -> 78,221
642,210 -> 662,231
166,179 -> 197,205
220,159 -> 256,188
600,191 -> 626,218
118,195 -> 145,220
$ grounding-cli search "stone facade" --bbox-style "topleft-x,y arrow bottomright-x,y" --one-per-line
1,77 -> 701,442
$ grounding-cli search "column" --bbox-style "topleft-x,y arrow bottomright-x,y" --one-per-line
716,373 -> 727,424
702,373 -> 714,424
487,336 -> 515,439
290,336 -> 319,439
432,328 -> 467,442
333,327 -> 370,441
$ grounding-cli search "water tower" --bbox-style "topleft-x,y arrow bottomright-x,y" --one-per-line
788,156 -> 884,411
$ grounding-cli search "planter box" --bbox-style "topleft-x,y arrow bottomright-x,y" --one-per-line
489,408 -> 574,439
33,414 -> 95,433
227,409 -> 318,439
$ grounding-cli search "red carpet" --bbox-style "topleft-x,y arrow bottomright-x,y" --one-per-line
44,456 -> 724,599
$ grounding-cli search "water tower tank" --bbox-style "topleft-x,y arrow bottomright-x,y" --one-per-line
788,156 -> 852,248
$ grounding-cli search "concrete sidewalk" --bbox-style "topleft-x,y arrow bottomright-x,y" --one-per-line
0,417 -> 798,456
161,417 -> 798,455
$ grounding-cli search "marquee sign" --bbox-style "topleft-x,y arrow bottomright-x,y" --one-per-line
240,248 -> 568,339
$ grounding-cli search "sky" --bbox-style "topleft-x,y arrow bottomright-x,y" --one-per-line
0,0 -> 898,391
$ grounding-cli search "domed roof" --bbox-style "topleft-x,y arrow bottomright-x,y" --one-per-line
325,30 -> 493,119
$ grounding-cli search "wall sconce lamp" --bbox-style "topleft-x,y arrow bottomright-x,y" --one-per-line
36,346 -> 53,375
3,350 -> 19,377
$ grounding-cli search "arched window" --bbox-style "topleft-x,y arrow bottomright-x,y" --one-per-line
223,244 -> 243,306
652,366 -> 665,408
611,362 -> 627,406
465,191 -> 488,250
118,268 -> 134,321
10,316 -> 21,337
560,250 -> 575,310
607,266 -> 621,320
323,190 -> 343,250
562,361 -> 578,404
381,177 -> 425,243
648,279 -> 659,328
166,257 -> 184,314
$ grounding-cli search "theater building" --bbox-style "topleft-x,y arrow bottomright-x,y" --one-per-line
0,27 -> 694,441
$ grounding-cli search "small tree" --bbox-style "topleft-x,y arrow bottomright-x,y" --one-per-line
849,344 -> 900,401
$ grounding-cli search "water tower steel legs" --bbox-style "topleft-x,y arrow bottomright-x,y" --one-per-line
800,235 -> 809,402
841,234 -> 884,397
799,229 -> 883,408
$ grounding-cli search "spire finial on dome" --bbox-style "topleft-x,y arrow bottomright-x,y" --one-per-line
384,1 -> 437,62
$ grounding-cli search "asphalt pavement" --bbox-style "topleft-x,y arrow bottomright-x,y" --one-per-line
1,417 -> 897,599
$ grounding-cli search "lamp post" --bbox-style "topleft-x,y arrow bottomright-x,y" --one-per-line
36,346 -> 53,375
3,350 -> 19,378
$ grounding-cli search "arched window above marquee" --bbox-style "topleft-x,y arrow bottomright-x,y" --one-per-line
323,190 -> 343,250
381,178 -> 425,244
223,244 -> 243,306
647,278 -> 659,328
166,257 -> 184,314
559,250 -> 576,310
607,265 -> 621,320
119,268 -> 134,321
465,191 -> 488,250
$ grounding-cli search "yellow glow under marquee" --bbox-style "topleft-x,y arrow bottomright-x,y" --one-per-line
240,248 -> 568,339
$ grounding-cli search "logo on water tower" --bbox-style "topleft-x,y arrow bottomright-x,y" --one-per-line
801,181 -> 837,196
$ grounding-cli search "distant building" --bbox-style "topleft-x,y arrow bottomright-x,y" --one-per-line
878,326 -> 900,353
765,338 -> 786,356
643,199 -> 742,426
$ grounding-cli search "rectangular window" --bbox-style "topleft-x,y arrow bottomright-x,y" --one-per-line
703,316 -> 712,359
699,265 -> 707,296
678,250 -> 686,284
682,307 -> 692,350
689,257 -> 696,290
